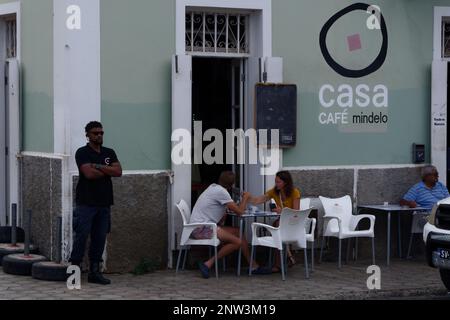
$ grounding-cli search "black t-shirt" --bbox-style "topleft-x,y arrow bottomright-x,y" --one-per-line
75,144 -> 119,207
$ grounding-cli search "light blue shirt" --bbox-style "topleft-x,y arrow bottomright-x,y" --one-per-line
403,181 -> 450,210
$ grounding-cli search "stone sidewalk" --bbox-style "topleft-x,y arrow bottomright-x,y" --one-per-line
0,257 -> 448,300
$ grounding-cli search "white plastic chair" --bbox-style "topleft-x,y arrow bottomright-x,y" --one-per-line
249,208 -> 312,281
175,199 -> 221,278
300,198 -> 317,271
406,211 -> 431,259
319,196 -> 376,269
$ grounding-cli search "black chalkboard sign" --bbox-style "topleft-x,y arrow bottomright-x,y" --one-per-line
255,83 -> 297,148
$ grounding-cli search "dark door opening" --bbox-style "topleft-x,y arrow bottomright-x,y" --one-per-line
191,57 -> 243,205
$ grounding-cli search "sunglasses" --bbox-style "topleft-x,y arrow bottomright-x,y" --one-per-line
89,131 -> 104,136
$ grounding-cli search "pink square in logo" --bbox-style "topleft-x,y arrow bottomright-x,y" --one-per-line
347,34 -> 362,52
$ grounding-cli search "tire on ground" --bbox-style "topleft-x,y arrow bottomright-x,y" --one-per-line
2,254 -> 47,276
0,227 -> 25,243
0,244 -> 37,266
440,269 -> 450,291
32,262 -> 70,282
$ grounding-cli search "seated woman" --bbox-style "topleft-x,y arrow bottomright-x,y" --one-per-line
250,171 -> 301,272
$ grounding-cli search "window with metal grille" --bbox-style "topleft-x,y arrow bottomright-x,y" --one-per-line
185,10 -> 249,56
5,18 -> 16,58
443,19 -> 450,58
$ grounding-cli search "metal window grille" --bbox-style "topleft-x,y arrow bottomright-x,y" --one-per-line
6,19 -> 16,58
443,20 -> 450,58
185,11 -> 249,56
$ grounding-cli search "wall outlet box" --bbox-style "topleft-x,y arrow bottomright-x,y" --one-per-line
413,144 -> 425,163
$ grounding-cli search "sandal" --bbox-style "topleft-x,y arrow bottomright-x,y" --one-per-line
288,255 -> 296,268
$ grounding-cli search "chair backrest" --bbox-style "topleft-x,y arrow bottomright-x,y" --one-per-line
411,212 -> 430,234
300,198 -> 313,231
300,198 -> 312,210
319,195 -> 353,231
279,208 -> 311,248
176,199 -> 191,226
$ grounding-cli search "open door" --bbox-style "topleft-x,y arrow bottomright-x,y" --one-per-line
0,54 -> 5,226
5,58 -> 19,225
245,57 -> 283,204
431,60 -> 448,186
0,58 -> 19,226
170,55 -> 192,257
231,59 -> 245,193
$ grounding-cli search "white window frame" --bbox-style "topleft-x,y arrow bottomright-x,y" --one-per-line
184,10 -> 251,57
434,7 -> 450,61
176,0 -> 272,57
171,0 -> 273,266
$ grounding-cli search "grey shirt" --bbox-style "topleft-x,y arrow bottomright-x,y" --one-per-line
190,184 -> 234,225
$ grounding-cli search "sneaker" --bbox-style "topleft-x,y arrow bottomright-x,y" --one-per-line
251,266 -> 272,275
198,262 -> 210,279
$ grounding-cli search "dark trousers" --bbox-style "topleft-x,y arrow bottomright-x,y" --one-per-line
70,205 -> 111,264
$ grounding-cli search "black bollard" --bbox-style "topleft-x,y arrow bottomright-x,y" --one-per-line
56,216 -> 62,264
24,209 -> 31,256
11,204 -> 17,246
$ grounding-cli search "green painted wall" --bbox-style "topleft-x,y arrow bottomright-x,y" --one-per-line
276,0 -> 448,166
101,0 -> 174,170
100,0 -> 448,169
0,0 -> 53,153
20,0 -> 53,152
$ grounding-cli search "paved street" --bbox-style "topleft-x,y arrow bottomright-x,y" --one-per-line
0,257 -> 448,300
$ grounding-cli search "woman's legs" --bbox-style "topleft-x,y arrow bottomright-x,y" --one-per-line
271,219 -> 295,272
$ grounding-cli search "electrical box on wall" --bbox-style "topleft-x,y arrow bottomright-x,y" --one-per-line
413,144 -> 425,164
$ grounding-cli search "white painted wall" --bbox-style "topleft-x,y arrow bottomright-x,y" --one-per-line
432,7 -> 450,185
431,61 -> 448,186
53,0 -> 101,260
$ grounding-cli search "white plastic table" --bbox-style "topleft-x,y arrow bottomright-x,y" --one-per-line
228,211 -> 279,276
357,204 -> 429,266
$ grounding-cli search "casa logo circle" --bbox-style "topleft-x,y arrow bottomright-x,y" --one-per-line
319,3 -> 388,78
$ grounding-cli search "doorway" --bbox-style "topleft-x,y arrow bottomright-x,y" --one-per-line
171,0 -> 275,262
0,13 -> 19,226
191,58 -> 245,205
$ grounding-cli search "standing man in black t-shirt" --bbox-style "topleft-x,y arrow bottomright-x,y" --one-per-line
69,121 -> 122,285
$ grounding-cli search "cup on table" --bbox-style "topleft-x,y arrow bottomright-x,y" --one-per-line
249,206 -> 258,214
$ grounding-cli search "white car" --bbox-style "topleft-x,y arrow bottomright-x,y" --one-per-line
423,197 -> 450,291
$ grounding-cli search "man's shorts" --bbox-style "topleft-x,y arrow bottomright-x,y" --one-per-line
190,226 -> 213,240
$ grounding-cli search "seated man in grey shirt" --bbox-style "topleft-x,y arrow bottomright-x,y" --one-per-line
190,171 -> 266,278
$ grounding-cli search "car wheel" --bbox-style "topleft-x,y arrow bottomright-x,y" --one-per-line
439,269 -> 450,291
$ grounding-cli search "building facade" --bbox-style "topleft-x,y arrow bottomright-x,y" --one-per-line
0,0 -> 449,272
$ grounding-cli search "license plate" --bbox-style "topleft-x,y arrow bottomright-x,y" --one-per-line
438,248 -> 450,260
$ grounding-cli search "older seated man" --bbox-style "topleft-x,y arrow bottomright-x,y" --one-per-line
400,165 -> 449,210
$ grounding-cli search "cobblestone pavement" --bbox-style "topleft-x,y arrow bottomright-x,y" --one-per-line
0,258 -> 448,300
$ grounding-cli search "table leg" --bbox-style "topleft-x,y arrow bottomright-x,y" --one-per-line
237,218 -> 243,276
397,213 -> 402,258
355,208 -> 361,261
387,211 -> 391,266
